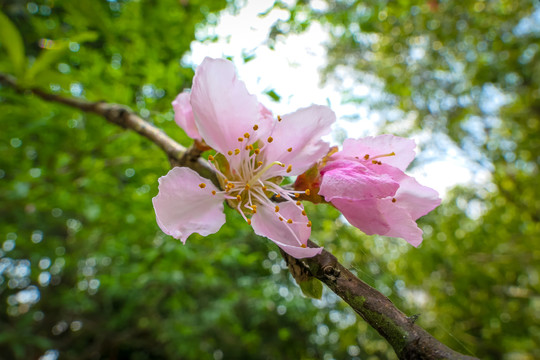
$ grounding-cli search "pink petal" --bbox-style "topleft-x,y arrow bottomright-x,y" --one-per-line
340,135 -> 416,171
393,174 -> 441,220
152,167 -> 225,243
331,198 -> 391,236
251,201 -> 321,258
172,91 -> 201,140
263,105 -> 335,177
378,200 -> 424,247
190,58 -> 260,154
319,159 -> 399,201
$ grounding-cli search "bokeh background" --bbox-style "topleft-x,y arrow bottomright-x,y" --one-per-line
0,0 -> 538,359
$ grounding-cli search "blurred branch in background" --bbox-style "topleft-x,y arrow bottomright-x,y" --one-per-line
0,72 -> 476,360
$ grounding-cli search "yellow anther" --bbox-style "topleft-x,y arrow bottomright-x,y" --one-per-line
364,154 -> 370,160
252,209 -> 257,214
279,163 -> 285,168
199,183 -> 206,189
302,210 -> 306,216
275,206 -> 280,212
251,205 -> 257,209
286,165 -> 292,173
275,194 -> 281,198
235,148 -> 240,155
301,244 -> 306,248
377,161 -> 382,165
279,217 -> 283,221
277,115 -> 282,122
267,137 -> 273,143
254,149 -> 260,154
257,161 -> 263,166
294,193 -> 300,198
247,219 -> 251,225
262,186 -> 268,191
224,179 -> 229,184
287,147 -> 292,152
228,150 -> 233,156
245,184 -> 250,190
372,160 -> 378,164
287,219 -> 293,224
296,201 -> 301,206
253,125 -> 259,131
392,198 -> 397,203
238,137 -> 243,142
212,190 -> 216,195
244,133 -> 250,138
305,189 -> 311,196
307,221 -> 312,227
208,155 -> 214,161
245,145 -> 250,151
236,195 -> 242,201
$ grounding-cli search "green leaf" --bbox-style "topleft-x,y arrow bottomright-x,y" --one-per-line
0,11 -> 26,76
298,277 -> 323,299
265,89 -> 281,102
24,31 -> 98,84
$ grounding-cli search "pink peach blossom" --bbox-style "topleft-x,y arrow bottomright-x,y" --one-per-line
153,57 -> 335,258
319,135 -> 441,247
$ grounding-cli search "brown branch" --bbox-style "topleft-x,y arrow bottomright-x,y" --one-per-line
0,73 -> 216,182
0,73 -> 477,360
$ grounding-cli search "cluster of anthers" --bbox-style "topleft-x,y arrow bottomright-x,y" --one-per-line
196,116 -> 312,248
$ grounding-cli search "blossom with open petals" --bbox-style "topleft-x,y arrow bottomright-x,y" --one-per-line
153,57 -> 336,258
318,135 -> 441,247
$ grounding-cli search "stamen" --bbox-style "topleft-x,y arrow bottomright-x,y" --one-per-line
294,193 -> 300,198
267,137 -> 273,143
236,195 -> 242,201
257,161 -> 263,166
296,201 -> 301,206
247,219 -> 251,225
287,147 -> 292,152
262,186 -> 267,191
301,210 -> 306,216
228,150 -> 233,156
244,133 -> 250,138
364,154 -> 370,160
277,115 -> 282,122
208,155 -> 214,161
372,160 -> 378,164
307,221 -> 312,227
238,137 -> 243,142
392,198 -> 397,203
279,217 -> 283,221
254,149 -> 260,155
301,244 -> 307,248
245,184 -> 250,190
286,165 -> 292,173
287,219 -> 293,224
212,190 -> 216,195
234,149 -> 240,155
275,206 -> 280,212
253,125 -> 259,131
275,194 -> 281,198
199,183 -> 206,189
305,189 -> 311,196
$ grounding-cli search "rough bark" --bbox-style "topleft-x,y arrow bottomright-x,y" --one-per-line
0,73 -> 478,359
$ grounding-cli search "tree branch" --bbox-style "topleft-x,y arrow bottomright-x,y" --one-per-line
0,73 -> 478,360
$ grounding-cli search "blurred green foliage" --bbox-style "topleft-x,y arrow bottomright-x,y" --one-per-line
1,0 -> 538,359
